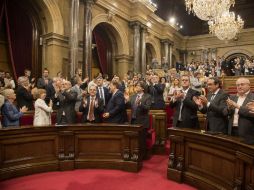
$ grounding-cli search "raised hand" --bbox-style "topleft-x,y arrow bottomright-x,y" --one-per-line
199,95 -> 208,105
20,106 -> 28,113
103,112 -> 110,118
193,96 -> 203,107
49,100 -> 53,108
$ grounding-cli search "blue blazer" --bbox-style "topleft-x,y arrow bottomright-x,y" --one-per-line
1,100 -> 23,127
104,90 -> 127,123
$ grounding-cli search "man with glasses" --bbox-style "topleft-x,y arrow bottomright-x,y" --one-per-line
193,77 -> 229,133
79,84 -> 104,123
55,81 -> 77,125
170,75 -> 200,128
225,77 -> 254,144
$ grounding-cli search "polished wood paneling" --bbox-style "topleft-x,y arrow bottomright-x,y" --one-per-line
0,124 -> 143,180
167,128 -> 254,190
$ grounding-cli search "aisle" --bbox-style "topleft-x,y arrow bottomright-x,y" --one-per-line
0,155 -> 196,190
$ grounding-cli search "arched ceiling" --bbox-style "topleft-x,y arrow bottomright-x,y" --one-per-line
154,0 -> 254,36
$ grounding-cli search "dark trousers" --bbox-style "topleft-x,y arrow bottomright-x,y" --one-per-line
176,121 -> 184,128
131,118 -> 147,160
59,115 -> 68,125
232,127 -> 239,136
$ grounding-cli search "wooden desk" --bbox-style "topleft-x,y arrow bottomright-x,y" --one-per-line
167,128 -> 254,190
0,124 -> 143,180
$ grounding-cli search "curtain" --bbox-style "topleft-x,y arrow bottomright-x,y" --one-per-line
0,0 -> 33,80
93,30 -> 108,74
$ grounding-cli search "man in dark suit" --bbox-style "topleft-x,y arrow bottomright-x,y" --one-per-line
125,81 -> 152,128
103,81 -> 127,123
125,81 -> 152,159
79,84 -> 104,123
55,81 -> 77,124
16,76 -> 34,110
193,77 -> 229,133
37,68 -> 53,103
147,74 -> 165,109
224,77 -> 254,144
96,76 -> 110,107
170,75 -> 200,128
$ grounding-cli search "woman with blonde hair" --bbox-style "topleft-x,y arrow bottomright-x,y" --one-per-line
33,89 -> 53,126
165,78 -> 182,102
125,80 -> 136,97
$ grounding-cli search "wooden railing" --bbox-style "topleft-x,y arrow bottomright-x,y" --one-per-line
0,124 -> 143,180
167,128 -> 254,190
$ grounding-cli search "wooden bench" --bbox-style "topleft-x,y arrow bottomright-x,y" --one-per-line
0,124 -> 143,180
168,128 -> 254,190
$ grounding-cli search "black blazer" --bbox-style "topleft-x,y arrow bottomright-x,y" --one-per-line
148,83 -> 165,109
56,90 -> 77,124
79,96 -> 104,123
170,88 -> 200,129
96,86 -> 110,106
104,90 -> 127,124
224,92 -> 254,144
16,85 -> 34,110
200,89 -> 229,134
126,93 -> 152,128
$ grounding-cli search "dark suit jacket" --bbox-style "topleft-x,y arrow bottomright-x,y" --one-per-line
37,78 -> 53,104
79,96 -> 104,123
37,77 -> 53,89
56,90 -> 77,124
200,89 -> 229,133
126,93 -> 152,128
96,86 -> 110,106
170,88 -> 200,129
148,83 -> 165,109
16,85 -> 34,110
224,92 -> 254,144
46,83 -> 60,109
104,90 -> 127,124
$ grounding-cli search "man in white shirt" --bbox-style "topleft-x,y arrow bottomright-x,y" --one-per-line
225,77 -> 254,144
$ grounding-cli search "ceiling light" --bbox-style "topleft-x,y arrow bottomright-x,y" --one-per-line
169,17 -> 176,24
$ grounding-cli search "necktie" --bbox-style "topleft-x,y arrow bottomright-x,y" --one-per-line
210,94 -> 216,101
88,98 -> 95,121
132,95 -> 141,119
135,95 -> 141,105
178,91 -> 186,121
99,87 -> 105,105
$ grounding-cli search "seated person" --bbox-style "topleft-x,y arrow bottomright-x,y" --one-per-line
1,89 -> 27,127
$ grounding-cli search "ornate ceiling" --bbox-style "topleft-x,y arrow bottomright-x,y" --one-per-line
154,0 -> 254,36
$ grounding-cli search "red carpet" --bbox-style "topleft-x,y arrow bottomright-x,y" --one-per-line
0,155 -> 196,190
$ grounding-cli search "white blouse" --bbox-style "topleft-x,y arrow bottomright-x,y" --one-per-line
33,98 -> 53,126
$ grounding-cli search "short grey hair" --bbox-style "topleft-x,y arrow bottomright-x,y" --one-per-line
18,76 -> 28,85
2,89 -> 15,98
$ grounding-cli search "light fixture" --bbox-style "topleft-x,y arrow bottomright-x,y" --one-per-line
185,0 -> 235,21
169,17 -> 176,24
208,11 -> 244,41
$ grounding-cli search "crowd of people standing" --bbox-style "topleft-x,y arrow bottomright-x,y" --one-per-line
1,60 -> 254,144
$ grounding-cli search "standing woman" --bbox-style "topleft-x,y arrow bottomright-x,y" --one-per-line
33,89 -> 53,126
1,89 -> 27,127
